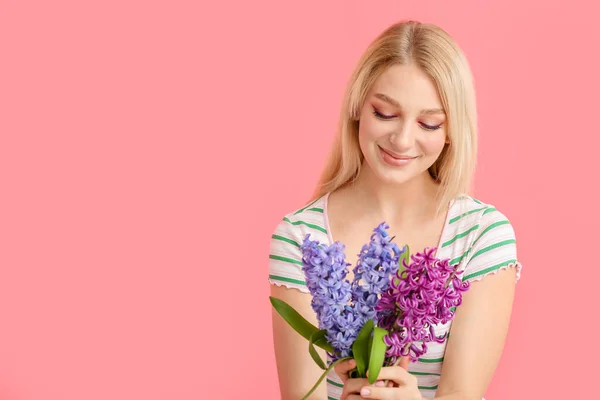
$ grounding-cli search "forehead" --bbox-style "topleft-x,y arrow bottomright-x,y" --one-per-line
369,64 -> 443,109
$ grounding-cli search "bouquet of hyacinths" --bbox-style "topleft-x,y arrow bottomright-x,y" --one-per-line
269,223 -> 470,399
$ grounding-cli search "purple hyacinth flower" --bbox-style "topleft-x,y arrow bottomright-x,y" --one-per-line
377,247 -> 471,363
300,234 -> 362,359
351,222 -> 404,326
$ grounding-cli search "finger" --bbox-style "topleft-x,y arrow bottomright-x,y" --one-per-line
399,356 -> 410,370
371,366 -> 416,386
360,386 -> 412,400
334,359 -> 356,382
340,378 -> 370,399
340,379 -> 384,400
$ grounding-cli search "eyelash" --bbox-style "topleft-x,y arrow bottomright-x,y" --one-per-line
372,109 -> 442,131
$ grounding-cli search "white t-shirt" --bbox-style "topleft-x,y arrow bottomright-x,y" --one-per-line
269,193 -> 521,399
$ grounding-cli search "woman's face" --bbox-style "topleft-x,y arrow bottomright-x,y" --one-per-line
358,63 -> 448,186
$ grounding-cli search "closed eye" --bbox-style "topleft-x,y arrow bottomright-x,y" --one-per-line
419,122 -> 443,131
372,109 -> 394,120
373,107 -> 443,130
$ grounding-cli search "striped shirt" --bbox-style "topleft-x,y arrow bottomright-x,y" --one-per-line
269,192 -> 521,399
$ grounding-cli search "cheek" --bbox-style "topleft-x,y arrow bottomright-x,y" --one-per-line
359,118 -> 387,141
419,132 -> 447,155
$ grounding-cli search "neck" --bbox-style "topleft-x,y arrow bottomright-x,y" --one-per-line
348,163 -> 442,224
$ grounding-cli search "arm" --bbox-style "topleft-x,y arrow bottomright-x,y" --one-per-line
434,262 -> 518,399
271,284 -> 328,400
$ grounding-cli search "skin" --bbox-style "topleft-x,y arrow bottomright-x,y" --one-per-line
272,63 -> 517,400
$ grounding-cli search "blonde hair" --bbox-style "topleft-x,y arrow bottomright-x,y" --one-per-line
310,20 -> 478,215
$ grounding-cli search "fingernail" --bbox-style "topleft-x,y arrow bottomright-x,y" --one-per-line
375,380 -> 385,387
360,388 -> 371,396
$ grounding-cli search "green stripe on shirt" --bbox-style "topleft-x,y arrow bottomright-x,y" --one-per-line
472,220 -> 510,246
271,234 -> 300,248
419,385 -> 439,390
450,221 -> 512,265
449,251 -> 467,266
463,259 -> 518,281
269,254 -> 302,266
283,217 -> 327,234
442,224 -> 479,247
269,274 -> 306,286
418,357 -> 444,363
470,239 -> 516,261
294,196 -> 323,215
448,206 -> 488,224
483,207 -> 497,215
410,371 -> 441,376
327,379 -> 344,388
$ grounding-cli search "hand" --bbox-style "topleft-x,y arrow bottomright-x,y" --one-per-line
362,357 -> 422,400
333,358 -> 356,384
334,358 -> 390,400
335,357 -> 423,400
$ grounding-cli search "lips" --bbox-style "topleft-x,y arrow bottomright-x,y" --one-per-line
378,146 -> 419,167
379,147 -> 417,160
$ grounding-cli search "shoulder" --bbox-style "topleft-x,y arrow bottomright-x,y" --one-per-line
447,196 -> 521,283
268,194 -> 330,292
271,193 -> 330,245
448,195 -> 516,235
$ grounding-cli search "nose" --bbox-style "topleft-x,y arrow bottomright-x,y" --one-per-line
388,121 -> 415,150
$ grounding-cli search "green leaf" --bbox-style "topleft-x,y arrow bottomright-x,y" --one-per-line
400,244 -> 410,270
309,330 -> 327,370
314,336 -> 329,348
301,357 -> 352,400
367,327 -> 388,384
352,319 -> 374,378
367,333 -> 373,370
269,296 -> 334,353
394,244 -> 410,286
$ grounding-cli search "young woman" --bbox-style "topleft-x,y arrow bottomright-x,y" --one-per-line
269,20 -> 521,400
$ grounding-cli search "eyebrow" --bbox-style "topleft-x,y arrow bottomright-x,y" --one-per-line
374,93 -> 445,115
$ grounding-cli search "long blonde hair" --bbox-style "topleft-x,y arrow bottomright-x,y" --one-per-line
310,20 -> 478,215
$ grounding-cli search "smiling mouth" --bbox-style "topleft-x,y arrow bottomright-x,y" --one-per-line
379,147 -> 418,160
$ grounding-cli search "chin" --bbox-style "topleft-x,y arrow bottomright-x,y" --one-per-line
371,164 -> 418,185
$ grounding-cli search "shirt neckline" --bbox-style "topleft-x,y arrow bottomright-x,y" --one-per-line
322,191 -> 455,258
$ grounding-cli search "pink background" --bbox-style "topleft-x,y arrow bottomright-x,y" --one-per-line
1,1 -> 597,399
